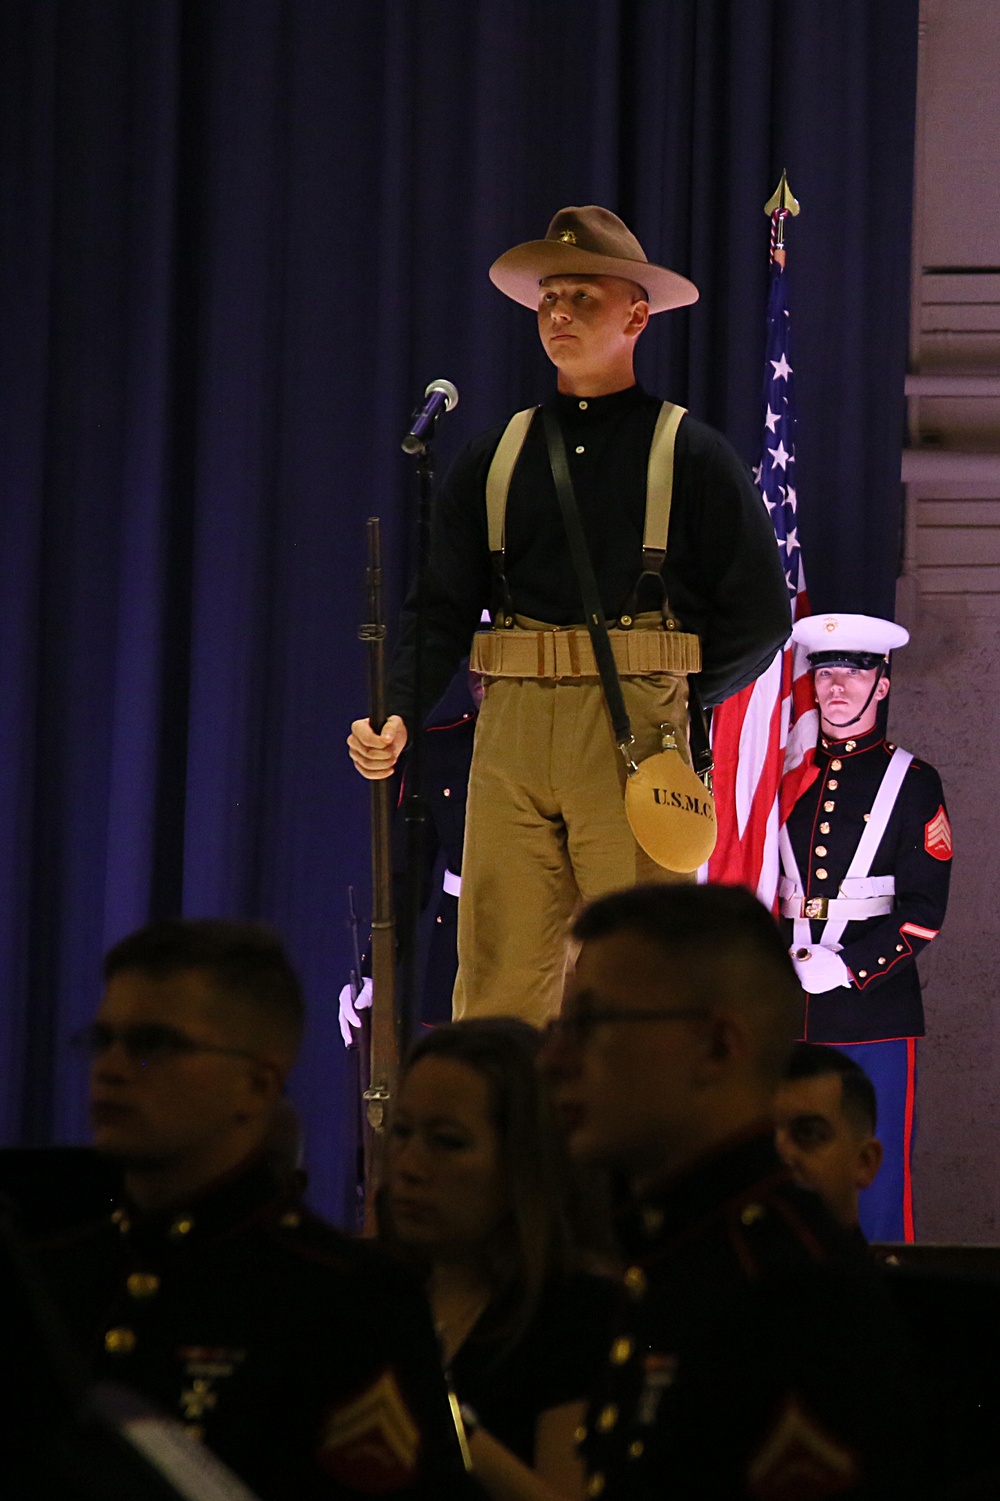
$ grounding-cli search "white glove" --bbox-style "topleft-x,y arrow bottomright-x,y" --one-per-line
338,977 -> 372,1048
791,945 -> 851,994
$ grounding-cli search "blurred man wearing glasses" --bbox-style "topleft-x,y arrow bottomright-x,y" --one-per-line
541,883 -> 924,1501
32,919 -> 470,1501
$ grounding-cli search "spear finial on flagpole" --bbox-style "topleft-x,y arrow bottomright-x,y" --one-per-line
764,170 -> 800,265
764,169 -> 800,218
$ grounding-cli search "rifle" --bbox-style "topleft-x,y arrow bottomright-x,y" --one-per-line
358,517 -> 399,1229
346,884 -> 364,1013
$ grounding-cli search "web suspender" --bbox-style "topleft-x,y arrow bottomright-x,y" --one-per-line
484,401 -> 687,628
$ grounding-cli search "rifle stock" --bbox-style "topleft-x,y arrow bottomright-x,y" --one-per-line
359,518 -> 399,1229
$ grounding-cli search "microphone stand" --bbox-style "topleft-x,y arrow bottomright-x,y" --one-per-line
398,439 -> 435,1051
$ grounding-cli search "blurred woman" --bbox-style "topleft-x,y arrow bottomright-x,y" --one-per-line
382,1019 -> 615,1501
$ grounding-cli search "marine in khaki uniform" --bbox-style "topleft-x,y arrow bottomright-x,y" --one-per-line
349,206 -> 790,1024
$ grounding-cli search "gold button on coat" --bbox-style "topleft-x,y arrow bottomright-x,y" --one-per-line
815,846 -> 827,858
824,801 -> 835,812
628,1441 -> 645,1459
830,759 -> 842,771
170,1216 -> 194,1238
127,1272 -> 160,1299
105,1327 -> 137,1355
610,1336 -> 633,1365
858,969 -> 868,978
820,822 -> 830,834
827,779 -> 838,790
815,868 -> 828,881
624,1266 -> 647,1298
740,1203 -> 765,1226
586,1475 -> 605,1498
596,1404 -> 618,1433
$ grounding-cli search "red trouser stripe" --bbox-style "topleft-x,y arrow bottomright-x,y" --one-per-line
902,1037 -> 917,1243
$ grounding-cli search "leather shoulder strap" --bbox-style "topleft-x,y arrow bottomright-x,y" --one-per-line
485,407 -> 537,554
643,401 -> 686,557
542,410 -> 634,758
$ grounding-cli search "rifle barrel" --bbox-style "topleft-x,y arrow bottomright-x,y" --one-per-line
359,518 -> 399,1225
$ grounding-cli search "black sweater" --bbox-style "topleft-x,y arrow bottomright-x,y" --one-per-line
388,383 -> 790,725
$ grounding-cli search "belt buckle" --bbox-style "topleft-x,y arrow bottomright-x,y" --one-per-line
802,897 -> 828,920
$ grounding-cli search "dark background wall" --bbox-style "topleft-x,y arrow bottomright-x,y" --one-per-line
0,0 -> 918,1223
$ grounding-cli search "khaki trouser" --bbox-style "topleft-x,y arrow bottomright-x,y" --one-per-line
453,628 -> 694,1026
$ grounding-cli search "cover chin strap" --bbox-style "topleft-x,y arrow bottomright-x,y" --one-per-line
818,660 -> 886,731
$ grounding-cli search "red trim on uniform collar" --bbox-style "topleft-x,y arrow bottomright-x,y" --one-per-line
817,725 -> 884,759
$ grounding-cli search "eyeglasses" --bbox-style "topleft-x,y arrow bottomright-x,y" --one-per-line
70,1023 -> 262,1069
543,1006 -> 709,1047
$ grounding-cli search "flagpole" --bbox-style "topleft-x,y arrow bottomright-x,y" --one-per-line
704,169 -> 811,902
764,169 -> 800,266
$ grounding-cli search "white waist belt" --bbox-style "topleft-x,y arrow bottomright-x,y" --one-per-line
442,868 -> 462,898
779,894 -> 894,921
778,874 -> 896,901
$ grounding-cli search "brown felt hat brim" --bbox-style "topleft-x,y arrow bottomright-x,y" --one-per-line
489,240 -> 699,315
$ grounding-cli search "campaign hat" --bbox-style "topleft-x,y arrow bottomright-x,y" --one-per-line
489,206 -> 699,315
793,613 -> 910,670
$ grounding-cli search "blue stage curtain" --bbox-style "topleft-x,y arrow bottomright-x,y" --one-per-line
0,0 -> 918,1222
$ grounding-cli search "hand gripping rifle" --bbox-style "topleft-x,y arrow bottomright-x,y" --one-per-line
358,517 -> 399,1225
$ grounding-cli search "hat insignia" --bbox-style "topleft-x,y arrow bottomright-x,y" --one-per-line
557,229 -> 577,243
824,620 -> 837,632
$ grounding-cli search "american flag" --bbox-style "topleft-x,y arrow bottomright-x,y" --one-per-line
705,208 -> 817,905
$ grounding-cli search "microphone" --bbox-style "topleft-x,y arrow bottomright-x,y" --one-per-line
401,379 -> 459,454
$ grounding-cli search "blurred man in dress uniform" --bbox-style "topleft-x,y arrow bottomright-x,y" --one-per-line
779,614 -> 951,1243
349,205 -> 789,1025
540,883 -> 924,1501
31,920 -> 471,1501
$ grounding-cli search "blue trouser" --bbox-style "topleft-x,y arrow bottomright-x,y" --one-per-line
836,1038 -> 917,1243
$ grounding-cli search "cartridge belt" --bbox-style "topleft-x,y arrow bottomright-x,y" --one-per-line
470,624 -> 701,680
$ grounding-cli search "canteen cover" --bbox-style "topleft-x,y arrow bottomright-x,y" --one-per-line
625,747 -> 717,873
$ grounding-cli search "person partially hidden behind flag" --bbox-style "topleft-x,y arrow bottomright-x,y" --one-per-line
778,613 -> 952,1243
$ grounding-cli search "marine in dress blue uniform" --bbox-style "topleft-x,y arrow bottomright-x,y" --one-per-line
340,669 -> 478,1045
31,1156 -> 474,1501
579,1129 -> 924,1501
395,670 -> 478,1028
779,614 -> 952,1242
